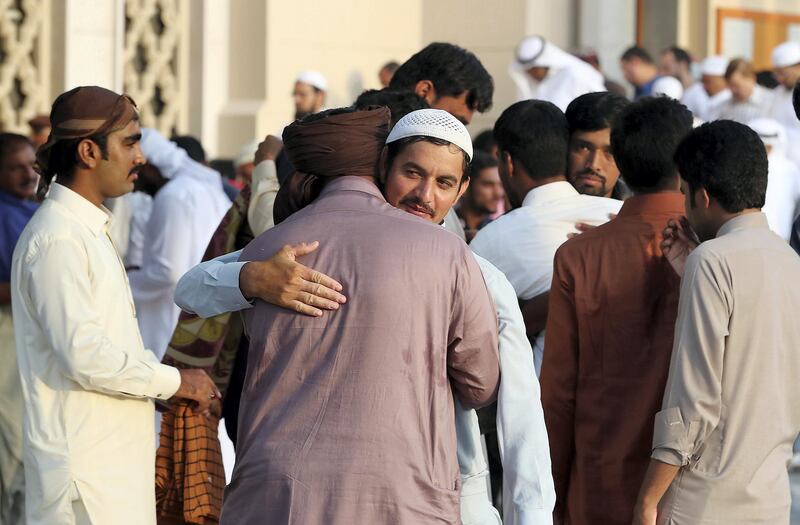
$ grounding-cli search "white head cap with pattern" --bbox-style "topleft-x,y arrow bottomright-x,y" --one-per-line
386,109 -> 473,161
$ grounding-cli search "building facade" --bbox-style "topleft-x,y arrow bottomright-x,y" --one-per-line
1,0 -> 799,158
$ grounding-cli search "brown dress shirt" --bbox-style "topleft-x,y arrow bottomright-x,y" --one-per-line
541,192 -> 685,524
219,176 -> 500,525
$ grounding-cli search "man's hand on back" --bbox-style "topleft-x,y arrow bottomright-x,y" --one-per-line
661,216 -> 699,278
240,241 -> 347,317
173,369 -> 222,417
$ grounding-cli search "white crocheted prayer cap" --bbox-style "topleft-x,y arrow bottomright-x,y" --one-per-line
772,41 -> 800,68
296,70 -> 328,91
701,56 -> 728,76
386,109 -> 473,161
652,76 -> 684,100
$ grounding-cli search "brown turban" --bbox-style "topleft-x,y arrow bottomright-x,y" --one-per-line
37,86 -> 138,176
273,106 -> 390,224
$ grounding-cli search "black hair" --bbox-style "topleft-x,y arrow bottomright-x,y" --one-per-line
493,100 -> 568,181
565,91 -> 630,134
171,135 -> 206,164
794,80 -> 800,120
353,89 -> 428,123
389,43 -> 494,112
674,120 -> 767,212
385,136 -> 470,184
469,150 -> 498,179
663,46 -> 691,66
41,133 -> 109,185
0,133 -> 33,166
473,129 -> 496,155
621,46 -> 654,64
756,70 -> 779,89
610,96 -> 692,191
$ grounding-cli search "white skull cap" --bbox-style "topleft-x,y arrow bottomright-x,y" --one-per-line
386,109 -> 473,161
772,41 -> 800,68
652,76 -> 684,100
701,56 -> 728,76
296,70 -> 328,92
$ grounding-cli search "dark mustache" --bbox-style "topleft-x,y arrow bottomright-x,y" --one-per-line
129,165 -> 142,176
399,197 -> 434,216
577,169 -> 606,183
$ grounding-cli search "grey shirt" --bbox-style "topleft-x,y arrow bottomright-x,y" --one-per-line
652,213 -> 800,524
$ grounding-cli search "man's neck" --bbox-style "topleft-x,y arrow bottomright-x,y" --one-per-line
639,69 -> 658,87
528,174 -> 567,191
457,202 -> 490,232
712,208 -> 761,237
61,174 -> 105,208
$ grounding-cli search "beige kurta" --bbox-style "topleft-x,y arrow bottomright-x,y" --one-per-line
652,213 -> 800,524
220,176 -> 501,525
11,184 -> 182,525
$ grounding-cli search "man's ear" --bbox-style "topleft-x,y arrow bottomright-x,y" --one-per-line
377,146 -> 389,184
699,188 -> 712,210
414,80 -> 436,104
76,138 -> 101,169
456,176 -> 470,201
501,151 -> 514,181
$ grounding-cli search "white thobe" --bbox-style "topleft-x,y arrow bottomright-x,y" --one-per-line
717,85 -> 775,124
509,56 -> 606,112
763,152 -> 800,241
470,182 -> 621,375
681,83 -> 731,122
246,160 -> 281,237
174,252 -> 556,525
10,184 -> 181,525
128,129 -> 230,359
769,85 -> 800,167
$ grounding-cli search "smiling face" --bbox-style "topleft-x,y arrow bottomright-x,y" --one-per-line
91,119 -> 146,199
383,140 -> 469,225
568,128 -> 620,198
0,142 -> 38,200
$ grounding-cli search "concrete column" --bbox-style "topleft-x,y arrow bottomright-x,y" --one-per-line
216,0 -> 268,157
578,0 -> 637,92
50,0 -> 125,100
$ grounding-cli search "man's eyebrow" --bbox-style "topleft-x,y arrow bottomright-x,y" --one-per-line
125,133 -> 143,143
402,160 -> 429,174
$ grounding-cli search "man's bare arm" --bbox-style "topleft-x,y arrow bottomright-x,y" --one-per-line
519,292 -> 549,336
0,282 -> 10,305
632,459 -> 681,525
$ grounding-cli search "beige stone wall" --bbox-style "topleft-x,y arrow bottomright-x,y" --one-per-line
253,0 -> 424,150
422,0 -> 581,135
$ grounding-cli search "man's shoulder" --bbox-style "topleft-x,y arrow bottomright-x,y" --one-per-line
575,193 -> 623,213
13,202 -> 85,262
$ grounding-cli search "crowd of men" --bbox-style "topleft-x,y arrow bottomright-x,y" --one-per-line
0,33 -> 799,525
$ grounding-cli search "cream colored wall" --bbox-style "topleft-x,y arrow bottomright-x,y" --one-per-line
422,0 -> 581,135
241,0 -> 424,156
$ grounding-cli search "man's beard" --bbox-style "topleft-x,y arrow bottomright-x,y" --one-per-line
295,109 -> 312,120
571,169 -> 608,197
